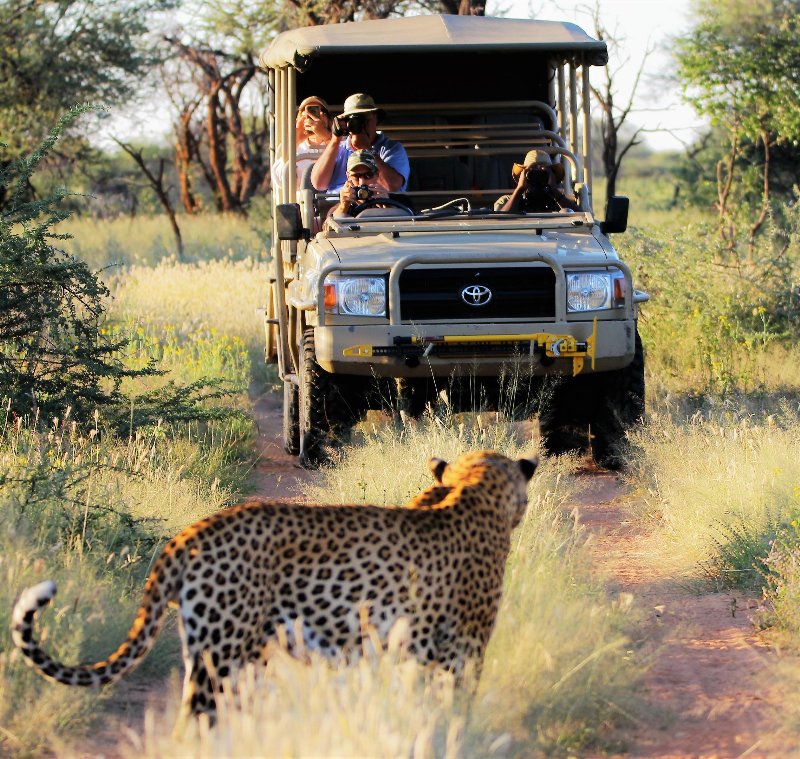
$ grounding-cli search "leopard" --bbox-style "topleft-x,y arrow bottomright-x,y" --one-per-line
11,449 -> 537,724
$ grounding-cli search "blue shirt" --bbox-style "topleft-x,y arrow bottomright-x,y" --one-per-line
324,133 -> 410,192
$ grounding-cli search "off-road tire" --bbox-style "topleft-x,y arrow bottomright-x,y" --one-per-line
298,329 -> 361,469
538,376 -> 591,456
395,377 -> 433,419
590,329 -> 645,470
282,380 -> 300,455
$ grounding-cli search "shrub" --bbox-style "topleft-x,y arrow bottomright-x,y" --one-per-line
0,115 -> 158,426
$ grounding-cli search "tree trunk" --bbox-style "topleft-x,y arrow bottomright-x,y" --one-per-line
175,105 -> 201,214
206,88 -> 236,213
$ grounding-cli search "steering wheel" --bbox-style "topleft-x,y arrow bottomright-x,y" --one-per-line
353,197 -> 414,217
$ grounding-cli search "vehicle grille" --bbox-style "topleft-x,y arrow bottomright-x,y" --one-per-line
398,266 -> 556,321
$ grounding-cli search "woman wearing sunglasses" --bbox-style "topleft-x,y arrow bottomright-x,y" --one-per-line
273,95 -> 333,185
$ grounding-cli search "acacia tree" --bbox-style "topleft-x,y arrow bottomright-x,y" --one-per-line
677,0 -> 800,262
163,2 -> 278,214
0,0 -> 177,201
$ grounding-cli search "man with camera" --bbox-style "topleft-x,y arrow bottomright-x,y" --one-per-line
328,150 -> 390,219
311,93 -> 409,194
497,149 -> 579,213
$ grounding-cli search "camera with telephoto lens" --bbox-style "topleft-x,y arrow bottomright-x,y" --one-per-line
355,185 -> 373,202
524,165 -> 550,187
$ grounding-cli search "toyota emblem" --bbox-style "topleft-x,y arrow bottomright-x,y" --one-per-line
460,284 -> 492,306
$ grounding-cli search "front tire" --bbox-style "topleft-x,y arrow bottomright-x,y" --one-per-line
590,330 -> 645,470
298,329 -> 362,469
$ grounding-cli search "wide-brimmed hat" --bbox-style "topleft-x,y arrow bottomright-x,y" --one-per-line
340,93 -> 384,119
512,148 -> 565,181
297,95 -> 331,115
347,150 -> 378,175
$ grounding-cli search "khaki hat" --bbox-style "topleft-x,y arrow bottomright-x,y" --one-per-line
347,150 -> 378,174
340,93 -> 382,118
512,148 -> 565,181
297,95 -> 330,114
523,149 -> 552,167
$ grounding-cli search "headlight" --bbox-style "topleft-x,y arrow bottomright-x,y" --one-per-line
324,276 -> 387,316
566,271 -> 625,312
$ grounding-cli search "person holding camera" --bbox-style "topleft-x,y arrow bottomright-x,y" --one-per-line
497,149 -> 579,213
328,150 -> 390,219
273,96 -> 333,185
311,93 -> 409,194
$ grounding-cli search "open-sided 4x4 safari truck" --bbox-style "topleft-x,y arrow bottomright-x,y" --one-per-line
260,14 -> 648,469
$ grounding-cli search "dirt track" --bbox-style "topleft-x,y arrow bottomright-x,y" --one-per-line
74,392 -> 795,758
574,471 -> 792,759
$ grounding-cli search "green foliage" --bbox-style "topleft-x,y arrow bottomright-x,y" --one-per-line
677,0 -> 800,143
700,516 -> 782,591
0,115 -> 160,425
0,0 -> 177,169
618,214 -> 800,394
762,518 -> 800,635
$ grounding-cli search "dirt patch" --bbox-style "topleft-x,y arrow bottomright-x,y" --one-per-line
572,469 -> 794,759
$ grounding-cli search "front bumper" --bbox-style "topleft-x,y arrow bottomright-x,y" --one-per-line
304,249 -> 645,377
315,318 -> 637,377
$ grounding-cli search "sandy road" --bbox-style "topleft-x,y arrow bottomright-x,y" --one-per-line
573,470 -> 794,759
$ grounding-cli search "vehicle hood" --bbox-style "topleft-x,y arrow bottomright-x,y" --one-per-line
322,228 -> 612,266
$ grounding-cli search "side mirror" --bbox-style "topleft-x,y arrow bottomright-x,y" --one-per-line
275,203 -> 307,241
600,196 -> 629,234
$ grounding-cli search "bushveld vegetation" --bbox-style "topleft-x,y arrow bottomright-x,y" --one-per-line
5,0 -> 800,751
5,182 -> 800,754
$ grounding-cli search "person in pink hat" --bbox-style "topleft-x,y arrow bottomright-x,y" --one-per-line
273,95 -> 333,184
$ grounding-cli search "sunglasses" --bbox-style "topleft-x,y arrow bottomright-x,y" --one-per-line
299,105 -> 326,118
350,171 -> 375,179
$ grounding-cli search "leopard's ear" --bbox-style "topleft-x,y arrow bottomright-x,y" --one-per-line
518,456 -> 538,481
428,457 -> 448,482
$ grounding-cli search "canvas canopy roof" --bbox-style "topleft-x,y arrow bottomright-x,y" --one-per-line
260,14 -> 608,71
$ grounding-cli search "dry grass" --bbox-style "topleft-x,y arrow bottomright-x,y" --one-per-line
58,213 -> 268,269
625,406 -> 800,582
0,415 -> 247,757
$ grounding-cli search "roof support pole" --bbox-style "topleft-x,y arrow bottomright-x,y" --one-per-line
569,60 -> 582,180
287,67 -> 297,203
581,61 -> 593,203
557,62 -> 567,143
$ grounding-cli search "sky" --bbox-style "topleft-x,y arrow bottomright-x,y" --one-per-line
492,0 -> 703,152
105,0 -> 704,154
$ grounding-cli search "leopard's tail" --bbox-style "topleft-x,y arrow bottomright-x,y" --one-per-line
12,563 -> 177,688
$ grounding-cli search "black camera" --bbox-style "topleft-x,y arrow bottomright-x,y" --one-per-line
333,114 -> 366,137
355,185 -> 373,202
525,166 -> 550,187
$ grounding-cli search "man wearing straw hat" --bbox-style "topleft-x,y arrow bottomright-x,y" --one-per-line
311,93 -> 409,194
497,149 -> 579,213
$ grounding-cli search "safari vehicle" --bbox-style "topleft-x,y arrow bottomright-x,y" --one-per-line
260,14 -> 648,468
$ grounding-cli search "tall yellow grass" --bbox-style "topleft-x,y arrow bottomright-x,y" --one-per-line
58,213 -> 268,269
106,258 -> 265,353
0,416 -> 246,756
625,407 -> 800,579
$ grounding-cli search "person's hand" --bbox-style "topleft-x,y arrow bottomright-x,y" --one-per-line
339,180 -> 358,207
295,111 -> 307,145
516,168 -> 529,190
